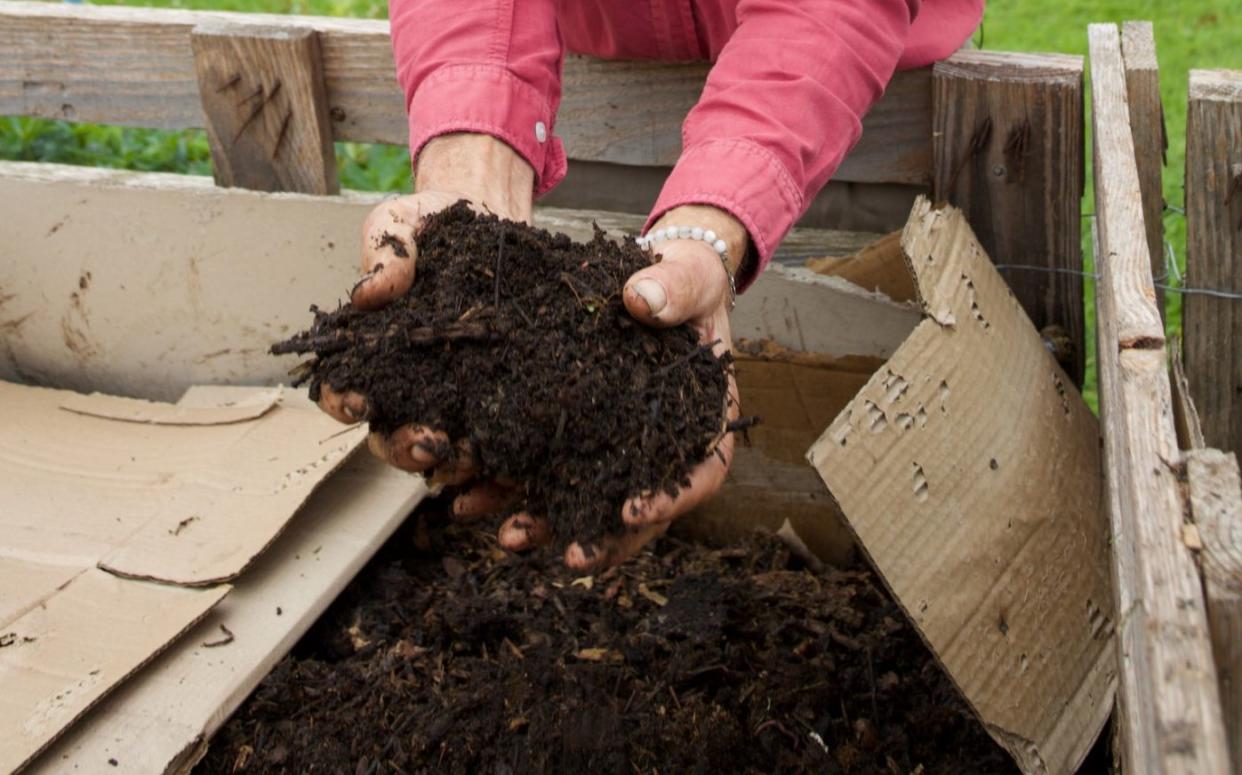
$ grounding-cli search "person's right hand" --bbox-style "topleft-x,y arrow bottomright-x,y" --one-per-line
315,133 -> 535,522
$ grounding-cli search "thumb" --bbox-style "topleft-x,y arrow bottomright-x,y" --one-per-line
352,196 -> 423,310
623,243 -> 727,327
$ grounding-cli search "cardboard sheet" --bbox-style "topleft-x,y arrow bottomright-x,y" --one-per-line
0,381 -> 371,772
0,569 -> 228,773
0,382 -> 367,587
30,452 -> 429,774
808,199 -> 1116,773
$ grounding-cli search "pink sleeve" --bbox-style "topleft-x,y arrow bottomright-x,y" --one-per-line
646,0 -> 920,290
389,0 -> 567,195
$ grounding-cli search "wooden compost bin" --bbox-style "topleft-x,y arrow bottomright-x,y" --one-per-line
1089,21 -> 1242,775
0,3 -> 1112,771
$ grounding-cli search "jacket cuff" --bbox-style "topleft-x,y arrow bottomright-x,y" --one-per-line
646,139 -> 803,292
407,63 -> 567,197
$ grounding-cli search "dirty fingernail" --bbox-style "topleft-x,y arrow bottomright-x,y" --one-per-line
343,402 -> 365,421
631,279 -> 666,316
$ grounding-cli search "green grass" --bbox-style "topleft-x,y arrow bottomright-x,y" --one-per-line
3,0 -> 1240,409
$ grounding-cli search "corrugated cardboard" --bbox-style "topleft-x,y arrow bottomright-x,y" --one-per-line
29,448 -> 429,774
0,381 -> 370,772
0,571 -> 227,774
808,199 -> 1115,773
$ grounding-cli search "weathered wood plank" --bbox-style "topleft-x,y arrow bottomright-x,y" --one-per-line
1185,69 -> 1242,459
1121,21 -> 1167,315
1187,448 -> 1242,775
1089,24 -> 1230,775
1,1 -> 1054,187
191,23 -> 338,194
931,49 -> 1086,383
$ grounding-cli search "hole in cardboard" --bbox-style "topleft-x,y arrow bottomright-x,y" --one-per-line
865,400 -> 887,433
912,463 -> 929,501
938,380 -> 951,413
961,273 -> 990,330
881,371 -> 909,404
916,407 -> 928,427
895,413 -> 914,431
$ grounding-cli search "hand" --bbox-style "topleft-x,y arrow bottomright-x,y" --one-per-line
501,205 -> 746,572
316,133 -> 534,505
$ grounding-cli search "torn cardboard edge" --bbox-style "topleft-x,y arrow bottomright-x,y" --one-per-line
59,387 -> 282,425
0,382 -> 374,773
0,569 -> 229,774
807,198 -> 1115,774
29,451 -> 430,775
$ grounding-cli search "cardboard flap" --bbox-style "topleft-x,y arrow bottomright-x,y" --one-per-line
59,388 -> 281,425
808,199 -> 1115,773
0,381 -> 368,586
0,569 -> 228,774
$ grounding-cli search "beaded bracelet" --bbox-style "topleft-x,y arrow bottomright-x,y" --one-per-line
635,225 -> 737,309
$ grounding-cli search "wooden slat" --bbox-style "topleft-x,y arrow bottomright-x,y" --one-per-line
0,0 -> 1069,187
1187,448 -> 1242,775
931,50 -> 1087,384
1185,69 -> 1242,459
1089,24 -> 1230,775
191,23 -> 339,194
1121,21 -> 1167,315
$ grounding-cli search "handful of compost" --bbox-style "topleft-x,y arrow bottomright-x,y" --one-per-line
273,203 -> 738,566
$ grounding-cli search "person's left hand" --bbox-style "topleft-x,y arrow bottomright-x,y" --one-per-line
498,206 -> 746,572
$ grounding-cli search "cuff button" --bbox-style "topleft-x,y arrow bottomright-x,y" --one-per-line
534,121 -> 548,143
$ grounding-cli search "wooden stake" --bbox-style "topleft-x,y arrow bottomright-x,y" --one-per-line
191,22 -> 338,194
1122,21 -> 1167,316
1185,69 -> 1242,459
932,50 -> 1086,384
1187,448 -> 1242,775
1090,24 -> 1230,774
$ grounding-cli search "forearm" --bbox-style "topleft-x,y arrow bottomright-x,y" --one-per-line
649,0 -> 918,289
416,133 -> 535,222
390,0 -> 567,197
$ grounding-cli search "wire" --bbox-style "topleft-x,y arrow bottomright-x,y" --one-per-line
991,264 -> 1242,301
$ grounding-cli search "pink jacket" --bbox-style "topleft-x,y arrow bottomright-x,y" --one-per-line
390,0 -> 983,288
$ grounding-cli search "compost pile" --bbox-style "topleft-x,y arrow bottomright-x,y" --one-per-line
273,203 -> 729,547
198,519 -> 1015,774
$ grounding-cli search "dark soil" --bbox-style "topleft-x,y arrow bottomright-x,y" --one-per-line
197,512 -> 1017,775
273,203 -> 730,548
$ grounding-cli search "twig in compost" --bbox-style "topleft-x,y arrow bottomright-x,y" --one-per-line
270,321 -> 497,356
655,340 -> 722,378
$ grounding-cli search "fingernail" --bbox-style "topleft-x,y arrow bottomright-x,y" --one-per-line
631,279 -> 667,316
343,401 -> 366,421
410,443 -> 438,465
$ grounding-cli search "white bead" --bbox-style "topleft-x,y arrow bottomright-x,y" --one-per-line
534,121 -> 548,143
653,230 -> 665,242
678,226 -> 692,239
712,239 -> 727,254
636,236 -> 647,248
691,227 -> 704,240
704,230 -> 717,243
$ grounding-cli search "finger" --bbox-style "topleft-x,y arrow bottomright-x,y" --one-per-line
623,431 -> 735,527
564,522 -> 669,573
366,425 -> 450,473
428,438 -> 479,487
452,480 -> 518,521
316,384 -> 368,424
353,199 -> 422,310
624,243 -> 727,327
498,512 -> 552,552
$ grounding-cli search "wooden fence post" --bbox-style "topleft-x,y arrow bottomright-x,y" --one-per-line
1185,69 -> 1242,458
932,51 -> 1085,383
1121,21 -> 1167,315
1090,24 -> 1230,774
1186,448 -> 1242,774
191,22 -> 339,195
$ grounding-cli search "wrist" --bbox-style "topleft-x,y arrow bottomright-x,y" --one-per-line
650,205 -> 750,277
414,133 -> 535,222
